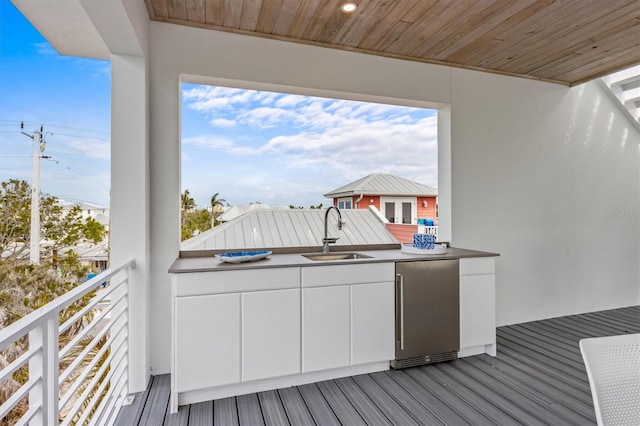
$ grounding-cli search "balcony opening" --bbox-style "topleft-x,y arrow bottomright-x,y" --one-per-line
179,82 -> 440,250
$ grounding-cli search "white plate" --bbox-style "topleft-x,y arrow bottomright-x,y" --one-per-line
215,250 -> 272,263
401,243 -> 447,255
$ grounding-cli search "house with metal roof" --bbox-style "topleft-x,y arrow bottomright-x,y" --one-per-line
325,173 -> 438,243
325,173 -> 437,225
182,207 -> 398,251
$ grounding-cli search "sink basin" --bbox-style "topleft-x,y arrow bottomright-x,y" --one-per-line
302,252 -> 372,261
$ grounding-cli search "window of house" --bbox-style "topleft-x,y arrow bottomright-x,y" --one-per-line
337,198 -> 352,209
180,81 -> 438,250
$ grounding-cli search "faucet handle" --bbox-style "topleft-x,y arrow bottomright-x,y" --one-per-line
323,237 -> 339,244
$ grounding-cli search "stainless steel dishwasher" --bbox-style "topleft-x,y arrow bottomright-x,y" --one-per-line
391,259 -> 459,369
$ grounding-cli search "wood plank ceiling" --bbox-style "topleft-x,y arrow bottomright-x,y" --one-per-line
145,0 -> 640,86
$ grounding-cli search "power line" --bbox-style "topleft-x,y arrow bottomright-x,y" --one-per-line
0,120 -> 109,136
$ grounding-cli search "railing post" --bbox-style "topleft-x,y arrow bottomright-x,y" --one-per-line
111,267 -> 130,401
29,315 -> 59,424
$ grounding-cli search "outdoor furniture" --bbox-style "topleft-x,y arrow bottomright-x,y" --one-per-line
579,333 -> 640,426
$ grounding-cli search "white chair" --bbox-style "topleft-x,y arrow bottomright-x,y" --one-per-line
579,333 -> 640,426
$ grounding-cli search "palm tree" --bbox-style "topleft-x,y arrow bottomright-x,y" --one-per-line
210,193 -> 227,227
181,190 -> 195,226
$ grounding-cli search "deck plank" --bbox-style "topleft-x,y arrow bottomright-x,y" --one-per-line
402,366 -> 498,425
384,369 -> 470,425
465,355 -> 595,423
316,380 -> 367,425
214,397 -> 239,426
114,377 -> 151,426
236,393 -> 265,426
351,374 -> 420,426
297,383 -> 341,426
435,360 -> 544,425
369,370 -> 445,425
411,365 -> 520,426
189,400 -> 213,426
164,405 -> 190,426
278,387 -> 316,425
334,376 -> 393,426
138,373 -> 170,425
113,306 -> 640,426
257,390 -> 290,426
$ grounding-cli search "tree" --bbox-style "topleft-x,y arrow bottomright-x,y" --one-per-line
180,189 -> 195,225
0,179 -> 31,258
181,208 -> 211,241
210,192 -> 227,227
0,179 -> 108,423
0,179 -> 107,261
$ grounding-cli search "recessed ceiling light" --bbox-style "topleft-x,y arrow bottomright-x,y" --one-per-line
341,2 -> 357,13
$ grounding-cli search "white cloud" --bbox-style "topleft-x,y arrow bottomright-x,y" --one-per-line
182,134 -> 256,155
211,118 -> 235,128
64,138 -> 110,159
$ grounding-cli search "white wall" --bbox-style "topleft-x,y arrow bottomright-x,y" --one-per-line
450,69 -> 640,325
147,22 -> 639,373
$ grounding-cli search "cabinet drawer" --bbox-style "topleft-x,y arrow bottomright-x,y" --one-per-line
301,263 -> 394,288
459,257 -> 495,276
176,267 -> 300,296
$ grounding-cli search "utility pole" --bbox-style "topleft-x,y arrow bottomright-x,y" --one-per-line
21,122 -> 46,264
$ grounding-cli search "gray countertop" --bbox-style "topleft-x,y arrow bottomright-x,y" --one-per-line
169,247 -> 499,274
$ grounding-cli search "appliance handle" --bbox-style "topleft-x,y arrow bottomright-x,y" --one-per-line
396,273 -> 405,351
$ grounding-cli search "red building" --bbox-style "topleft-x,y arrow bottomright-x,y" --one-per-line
324,173 -> 437,243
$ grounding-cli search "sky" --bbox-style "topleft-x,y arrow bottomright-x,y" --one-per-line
0,0 -> 111,206
1,0 -> 438,209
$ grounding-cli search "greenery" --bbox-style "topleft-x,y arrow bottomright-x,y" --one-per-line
0,178 -> 108,423
1,179 -> 106,261
181,189 -> 228,241
289,203 -> 323,209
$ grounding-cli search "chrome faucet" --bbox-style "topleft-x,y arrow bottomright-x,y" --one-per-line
322,206 -> 343,253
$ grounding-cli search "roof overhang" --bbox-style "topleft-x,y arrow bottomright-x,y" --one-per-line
11,0 -> 148,59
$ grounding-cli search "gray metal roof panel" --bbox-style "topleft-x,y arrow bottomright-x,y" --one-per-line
181,208 -> 398,250
324,173 -> 437,198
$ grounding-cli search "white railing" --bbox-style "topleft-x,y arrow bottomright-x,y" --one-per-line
0,259 -> 135,425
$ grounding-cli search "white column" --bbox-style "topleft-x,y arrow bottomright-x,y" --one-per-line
110,54 -> 149,393
437,105 -> 452,243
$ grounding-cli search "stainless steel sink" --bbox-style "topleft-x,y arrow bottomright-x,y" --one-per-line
302,252 -> 372,261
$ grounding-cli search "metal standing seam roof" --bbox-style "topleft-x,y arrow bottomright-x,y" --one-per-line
181,208 -> 398,250
324,173 -> 438,198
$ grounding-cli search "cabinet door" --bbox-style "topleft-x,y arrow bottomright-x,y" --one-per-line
302,286 -> 350,372
175,293 -> 240,392
242,289 -> 300,381
351,282 -> 395,365
460,274 -> 495,349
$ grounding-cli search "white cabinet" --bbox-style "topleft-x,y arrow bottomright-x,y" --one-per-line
242,289 -> 301,381
175,293 -> 240,392
172,267 -> 300,409
302,286 -> 350,372
351,282 -> 395,364
459,257 -> 496,357
301,263 -> 395,372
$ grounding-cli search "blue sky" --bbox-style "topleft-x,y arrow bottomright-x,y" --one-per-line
2,0 -> 438,209
0,0 -> 111,205
181,86 -> 438,208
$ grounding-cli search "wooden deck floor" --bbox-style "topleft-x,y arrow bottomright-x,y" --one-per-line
116,305 -> 640,425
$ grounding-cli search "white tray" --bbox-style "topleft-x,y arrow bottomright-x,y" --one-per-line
401,243 -> 447,255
